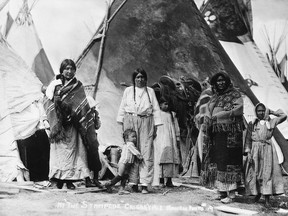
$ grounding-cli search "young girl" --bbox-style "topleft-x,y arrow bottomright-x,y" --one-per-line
105,129 -> 143,194
245,103 -> 287,208
153,98 -> 180,187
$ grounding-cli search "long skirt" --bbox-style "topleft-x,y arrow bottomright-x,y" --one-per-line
153,162 -> 178,185
123,114 -> 154,186
153,140 -> 179,185
245,142 -> 284,195
49,125 -> 90,180
159,164 -> 178,178
201,131 -> 243,192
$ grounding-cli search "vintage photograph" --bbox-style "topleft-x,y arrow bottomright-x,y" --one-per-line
1,0 -> 288,215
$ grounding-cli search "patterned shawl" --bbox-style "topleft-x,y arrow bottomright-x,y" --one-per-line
208,85 -> 244,133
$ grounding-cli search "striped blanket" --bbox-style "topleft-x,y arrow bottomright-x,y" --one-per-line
194,87 -> 213,130
44,77 -> 101,173
193,86 -> 213,186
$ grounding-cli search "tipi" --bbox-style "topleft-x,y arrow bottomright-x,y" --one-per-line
5,0 -> 54,86
75,0 -> 261,170
262,23 -> 288,92
0,35 -> 46,181
200,0 -> 288,139
200,0 -> 288,172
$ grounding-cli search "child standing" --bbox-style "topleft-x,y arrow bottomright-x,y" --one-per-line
245,103 -> 287,208
105,129 -> 143,195
153,98 -> 180,187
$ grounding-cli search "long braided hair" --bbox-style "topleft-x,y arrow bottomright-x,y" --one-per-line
132,68 -> 151,104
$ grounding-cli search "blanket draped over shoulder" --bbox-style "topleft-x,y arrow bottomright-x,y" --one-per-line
200,85 -> 244,188
44,77 -> 101,173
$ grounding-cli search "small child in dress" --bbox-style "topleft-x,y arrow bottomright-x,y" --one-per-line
153,97 -> 180,187
105,129 -> 143,194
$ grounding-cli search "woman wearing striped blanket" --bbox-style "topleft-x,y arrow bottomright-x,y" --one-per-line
44,59 -> 102,189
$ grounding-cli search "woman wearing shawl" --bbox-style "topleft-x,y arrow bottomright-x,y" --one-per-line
117,68 -> 162,194
44,59 -> 102,189
203,72 -> 244,203
245,103 -> 287,208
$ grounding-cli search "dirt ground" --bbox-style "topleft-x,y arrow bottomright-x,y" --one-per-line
1,177 -> 288,216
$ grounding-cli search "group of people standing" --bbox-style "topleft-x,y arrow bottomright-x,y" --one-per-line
43,61 -> 181,194
197,72 -> 287,207
42,59 -> 287,206
115,68 -> 180,194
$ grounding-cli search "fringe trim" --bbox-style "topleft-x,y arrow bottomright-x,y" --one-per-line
200,165 -> 243,186
212,122 -> 242,133
216,170 -> 242,184
199,165 -> 217,188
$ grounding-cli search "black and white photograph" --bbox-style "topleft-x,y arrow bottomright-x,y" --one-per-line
1,0 -> 288,215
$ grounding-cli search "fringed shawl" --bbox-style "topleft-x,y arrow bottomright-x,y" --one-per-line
199,85 -> 244,186
208,86 -> 244,133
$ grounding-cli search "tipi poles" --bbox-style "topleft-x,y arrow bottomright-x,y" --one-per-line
76,0 -> 127,68
92,0 -> 128,99
98,0 -> 127,34
92,1 -> 110,99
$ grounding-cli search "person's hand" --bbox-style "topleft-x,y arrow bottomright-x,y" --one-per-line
43,120 -> 50,130
94,121 -> 101,130
268,109 -> 273,115
137,154 -> 143,161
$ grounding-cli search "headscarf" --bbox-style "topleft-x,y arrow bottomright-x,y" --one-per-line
254,102 -> 271,129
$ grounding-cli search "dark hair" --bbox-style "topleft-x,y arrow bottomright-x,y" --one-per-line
59,59 -> 76,74
210,72 -> 231,86
132,68 -> 150,102
123,129 -> 136,142
210,72 -> 231,92
132,68 -> 147,86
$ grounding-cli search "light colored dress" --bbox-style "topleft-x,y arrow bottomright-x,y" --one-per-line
117,86 -> 161,186
49,125 -> 90,180
153,111 -> 180,185
46,79 -> 91,181
245,108 -> 287,195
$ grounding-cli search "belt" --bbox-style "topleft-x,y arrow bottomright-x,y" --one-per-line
126,112 -> 152,118
252,139 -> 270,144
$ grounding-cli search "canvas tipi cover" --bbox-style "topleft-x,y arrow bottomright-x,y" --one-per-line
200,0 -> 288,139
76,0 -> 259,148
0,36 -> 44,181
5,0 -> 54,85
